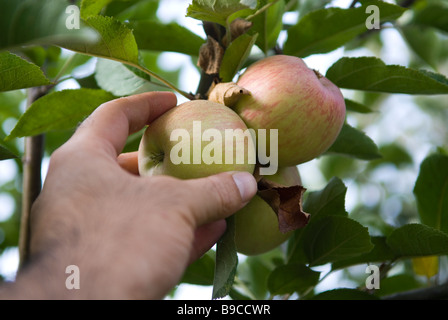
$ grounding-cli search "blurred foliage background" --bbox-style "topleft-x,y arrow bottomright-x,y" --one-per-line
0,0 -> 447,299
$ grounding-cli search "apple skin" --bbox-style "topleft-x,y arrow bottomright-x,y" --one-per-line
138,99 -> 256,179
234,55 -> 346,167
234,166 -> 302,256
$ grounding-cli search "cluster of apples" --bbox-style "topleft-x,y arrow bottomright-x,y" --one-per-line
138,55 -> 346,255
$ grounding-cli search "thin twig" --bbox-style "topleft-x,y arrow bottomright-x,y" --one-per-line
349,0 -> 359,8
18,86 -> 49,268
128,61 -> 195,100
383,281 -> 448,300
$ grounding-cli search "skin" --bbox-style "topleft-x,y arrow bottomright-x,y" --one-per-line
234,55 -> 346,167
234,166 -> 302,255
138,99 -> 255,179
0,92 -> 257,300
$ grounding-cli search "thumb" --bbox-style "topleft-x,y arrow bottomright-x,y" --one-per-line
181,171 -> 257,227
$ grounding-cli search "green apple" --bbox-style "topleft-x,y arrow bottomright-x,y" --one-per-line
234,55 -> 346,167
138,99 -> 256,179
234,166 -> 302,256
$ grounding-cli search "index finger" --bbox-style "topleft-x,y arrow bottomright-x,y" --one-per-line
73,91 -> 177,157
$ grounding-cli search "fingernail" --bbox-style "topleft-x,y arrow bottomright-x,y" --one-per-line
232,172 -> 257,203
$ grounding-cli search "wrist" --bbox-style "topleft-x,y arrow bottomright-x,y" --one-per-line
0,252 -> 74,299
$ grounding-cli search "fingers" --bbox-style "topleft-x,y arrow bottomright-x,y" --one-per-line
181,171 -> 257,227
117,152 -> 139,175
73,91 -> 177,158
188,220 -> 226,264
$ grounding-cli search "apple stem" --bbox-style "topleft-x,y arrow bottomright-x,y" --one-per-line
129,62 -> 195,100
313,69 -> 324,79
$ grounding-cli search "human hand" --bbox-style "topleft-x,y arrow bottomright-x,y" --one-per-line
2,92 -> 257,299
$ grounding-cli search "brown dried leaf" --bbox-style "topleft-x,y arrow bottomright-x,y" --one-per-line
208,82 -> 251,107
202,21 -> 226,42
197,36 -> 225,75
257,176 -> 310,233
222,18 -> 253,46
230,18 -> 253,39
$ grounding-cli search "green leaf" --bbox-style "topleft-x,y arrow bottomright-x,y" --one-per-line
105,0 -> 159,22
47,51 -> 93,81
129,20 -> 204,56
61,16 -> 186,98
0,90 -> 25,120
400,24 -> 441,69
326,123 -> 382,160
284,1 -> 406,57
413,153 -> 448,233
0,52 -> 51,92
413,3 -> 448,34
296,0 -> 332,19
62,15 -> 139,64
76,74 -> 100,89
304,177 -> 348,220
267,263 -> 320,295
220,33 -> 258,82
81,0 -> 114,18
0,145 -> 18,160
95,59 -> 153,96
344,99 -> 374,113
326,56 -> 448,94
6,89 -> 115,139
181,250 -> 216,286
0,0 -> 97,50
303,215 -> 373,266
228,289 -> 251,300
250,0 -> 285,54
80,0 -> 132,19
386,224 -> 448,258
310,288 -> 379,300
236,250 -> 283,299
372,143 -> 413,168
331,236 -> 396,270
186,0 -> 257,26
287,177 -> 348,264
212,216 -> 238,299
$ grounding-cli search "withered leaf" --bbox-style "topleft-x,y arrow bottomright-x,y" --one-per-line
197,36 -> 225,75
229,18 -> 253,40
207,82 -> 251,107
222,18 -> 253,47
202,21 -> 226,42
257,177 -> 310,233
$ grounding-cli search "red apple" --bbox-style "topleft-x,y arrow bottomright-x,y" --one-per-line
234,166 -> 302,256
138,99 -> 256,179
234,55 -> 346,167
